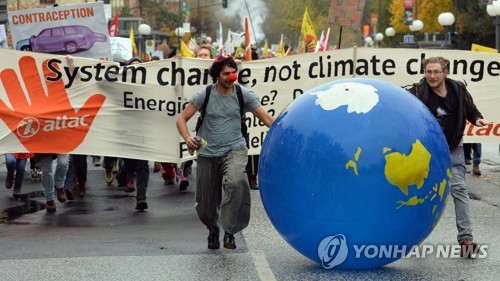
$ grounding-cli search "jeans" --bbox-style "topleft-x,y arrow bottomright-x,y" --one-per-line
196,147 -> 250,235
39,154 -> 69,201
5,154 -> 27,188
123,159 -> 149,200
450,141 -> 473,243
463,143 -> 482,164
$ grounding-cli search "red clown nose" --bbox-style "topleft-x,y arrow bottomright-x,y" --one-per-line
228,73 -> 237,82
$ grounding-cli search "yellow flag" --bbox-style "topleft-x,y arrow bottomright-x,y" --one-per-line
471,43 -> 498,53
180,40 -> 195,57
129,26 -> 138,57
277,34 -> 285,57
263,39 -> 268,57
301,8 -> 317,53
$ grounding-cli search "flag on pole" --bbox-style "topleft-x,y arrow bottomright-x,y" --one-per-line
263,39 -> 268,57
301,8 -> 317,53
130,26 -> 138,57
323,28 -> 330,51
109,12 -> 119,37
225,28 -> 233,56
217,22 -> 224,55
277,34 -> 285,57
180,40 -> 195,57
244,18 -> 252,61
315,30 -> 325,52
295,36 -> 303,54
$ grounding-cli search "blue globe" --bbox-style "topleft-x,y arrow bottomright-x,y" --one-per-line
259,78 -> 451,269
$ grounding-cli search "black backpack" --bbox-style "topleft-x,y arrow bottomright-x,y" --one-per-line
195,84 -> 249,146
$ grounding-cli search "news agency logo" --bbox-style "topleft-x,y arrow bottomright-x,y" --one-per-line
317,234 -> 348,269
318,234 -> 488,269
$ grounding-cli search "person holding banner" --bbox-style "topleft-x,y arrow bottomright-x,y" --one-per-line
408,56 -> 492,258
176,54 -> 275,250
121,57 -> 151,211
35,153 -> 70,212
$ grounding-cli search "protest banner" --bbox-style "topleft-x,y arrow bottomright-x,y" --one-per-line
0,47 -> 498,162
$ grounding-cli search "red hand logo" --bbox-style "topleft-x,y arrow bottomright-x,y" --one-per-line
0,56 -> 106,153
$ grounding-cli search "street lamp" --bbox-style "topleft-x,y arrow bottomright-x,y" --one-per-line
374,32 -> 384,48
364,36 -> 373,47
409,20 -> 424,47
137,23 -> 151,60
486,0 -> 500,51
385,27 -> 396,48
438,12 -> 455,47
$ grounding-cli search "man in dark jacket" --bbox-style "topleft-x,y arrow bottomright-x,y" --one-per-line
408,56 -> 492,258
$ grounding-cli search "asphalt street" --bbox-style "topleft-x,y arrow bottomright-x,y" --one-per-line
1,144 -> 500,281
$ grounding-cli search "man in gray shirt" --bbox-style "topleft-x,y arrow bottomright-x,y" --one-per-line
177,54 -> 275,250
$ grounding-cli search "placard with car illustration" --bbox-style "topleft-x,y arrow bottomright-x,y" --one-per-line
8,2 -> 112,61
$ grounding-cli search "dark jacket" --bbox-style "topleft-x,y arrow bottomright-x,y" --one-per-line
408,77 -> 483,150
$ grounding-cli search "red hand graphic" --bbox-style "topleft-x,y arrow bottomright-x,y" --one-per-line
0,56 -> 106,153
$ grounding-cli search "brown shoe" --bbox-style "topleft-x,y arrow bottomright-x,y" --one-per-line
78,184 -> 86,198
65,189 -> 74,201
460,239 -> 480,258
473,164 -> 481,176
13,186 -> 21,199
56,188 -> 67,203
46,200 -> 56,212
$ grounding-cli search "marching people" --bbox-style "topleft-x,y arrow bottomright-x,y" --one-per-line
36,153 -> 70,212
176,53 -> 275,250
408,56 -> 492,258
4,153 -> 33,198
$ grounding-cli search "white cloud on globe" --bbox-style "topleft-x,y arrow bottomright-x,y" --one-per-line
312,82 -> 379,114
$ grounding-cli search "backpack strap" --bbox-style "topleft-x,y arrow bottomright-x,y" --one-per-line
195,85 -> 212,133
235,84 -> 244,118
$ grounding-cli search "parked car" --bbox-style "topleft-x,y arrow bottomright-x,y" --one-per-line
29,25 -> 107,54
15,38 -> 32,51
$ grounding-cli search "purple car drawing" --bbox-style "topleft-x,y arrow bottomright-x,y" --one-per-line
30,25 -> 107,54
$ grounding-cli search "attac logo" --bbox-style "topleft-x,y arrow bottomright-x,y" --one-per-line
16,115 -> 91,138
17,116 -> 40,138
0,56 -> 105,152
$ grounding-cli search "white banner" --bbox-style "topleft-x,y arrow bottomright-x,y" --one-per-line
8,2 -> 112,61
0,47 -> 499,162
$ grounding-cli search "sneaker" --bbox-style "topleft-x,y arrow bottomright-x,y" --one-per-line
460,239 -> 480,258
124,178 -> 136,192
5,173 -> 14,189
65,189 -> 74,201
208,232 -> 220,249
179,179 -> 189,191
135,199 -> 148,211
473,164 -> 481,176
78,184 -> 86,198
164,178 -> 175,185
13,186 -> 21,199
56,188 -> 67,203
31,167 -> 42,182
223,232 -> 236,249
93,159 -> 101,167
465,159 -> 472,165
46,200 -> 56,212
104,171 -> 113,185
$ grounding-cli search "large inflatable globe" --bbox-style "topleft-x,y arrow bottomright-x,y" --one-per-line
259,78 -> 451,269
